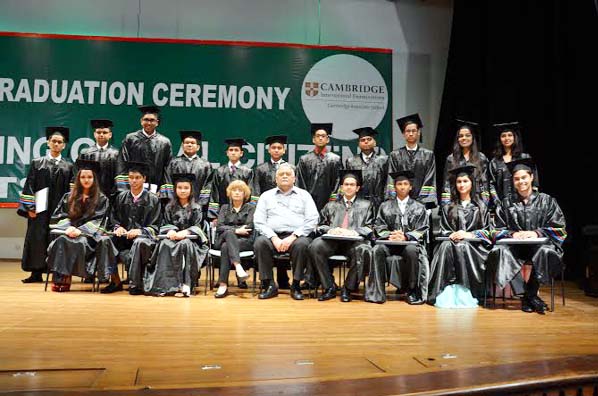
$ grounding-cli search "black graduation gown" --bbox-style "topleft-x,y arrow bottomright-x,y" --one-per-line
388,146 -> 437,208
252,160 -> 284,197
487,192 -> 567,292
161,155 -> 214,210
371,198 -> 430,302
46,192 -> 115,280
488,153 -> 539,206
441,152 -> 491,206
296,151 -> 342,212
17,156 -> 74,272
77,145 -> 119,201
145,202 -> 208,295
428,201 -> 492,302
108,190 -> 161,288
208,164 -> 255,219
310,198 -> 375,291
116,130 -> 173,193
344,153 -> 389,209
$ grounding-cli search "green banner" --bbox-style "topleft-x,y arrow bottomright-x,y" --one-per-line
0,32 -> 393,204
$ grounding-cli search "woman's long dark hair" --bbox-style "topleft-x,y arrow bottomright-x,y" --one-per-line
492,130 -> 524,159
68,169 -> 100,222
446,172 -> 485,229
166,180 -> 196,215
451,126 -> 483,174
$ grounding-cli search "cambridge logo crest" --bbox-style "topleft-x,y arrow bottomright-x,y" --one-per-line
304,82 -> 319,97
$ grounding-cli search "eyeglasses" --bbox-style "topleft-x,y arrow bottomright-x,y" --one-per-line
142,118 -> 158,122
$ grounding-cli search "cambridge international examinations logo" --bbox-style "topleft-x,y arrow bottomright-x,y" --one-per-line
301,54 -> 388,141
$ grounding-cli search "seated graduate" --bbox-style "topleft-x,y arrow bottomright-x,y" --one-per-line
145,173 -> 208,297
100,161 -> 161,295
371,170 -> 430,304
213,180 -> 255,298
487,158 -> 567,314
47,159 -> 111,292
427,164 -> 493,306
308,170 -> 375,302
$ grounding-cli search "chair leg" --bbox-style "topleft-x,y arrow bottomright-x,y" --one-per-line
44,268 -> 51,292
550,277 -> 555,312
561,268 -> 566,306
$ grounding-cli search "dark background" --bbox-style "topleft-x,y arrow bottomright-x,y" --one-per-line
434,0 -> 598,282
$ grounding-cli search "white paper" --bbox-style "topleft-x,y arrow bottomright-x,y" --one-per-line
143,183 -> 158,194
34,187 -> 49,214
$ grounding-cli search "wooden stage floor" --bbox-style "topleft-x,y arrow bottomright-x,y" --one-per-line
1,260 -> 598,395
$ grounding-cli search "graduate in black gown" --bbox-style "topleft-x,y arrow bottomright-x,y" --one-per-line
100,161 -> 161,295
371,170 -> 430,304
488,122 -> 539,207
296,123 -> 342,212
47,160 -> 113,291
208,138 -> 256,220
18,127 -> 74,283
344,127 -> 389,210
428,164 -> 492,304
309,170 -> 375,302
252,135 -> 287,197
76,119 -> 119,202
161,130 -> 213,212
145,173 -> 208,297
388,114 -> 437,208
487,158 -> 567,314
441,120 -> 491,206
213,180 -> 255,298
116,105 -> 172,194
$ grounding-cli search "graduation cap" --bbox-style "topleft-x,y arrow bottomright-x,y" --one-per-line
389,169 -> 415,183
75,158 -> 101,175
90,119 -> 113,129
352,127 -> 378,139
126,161 -> 150,177
448,163 -> 477,178
224,137 -> 247,148
179,130 -> 203,143
339,169 -> 363,186
493,121 -> 522,142
505,157 -> 536,175
172,173 -> 196,184
45,126 -> 70,142
310,123 -> 333,136
396,113 -> 423,133
455,118 -> 482,147
138,104 -> 161,116
265,135 -> 288,145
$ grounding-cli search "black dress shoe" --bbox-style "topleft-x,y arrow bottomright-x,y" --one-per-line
300,281 -> 318,291
318,287 -> 336,301
530,295 -> 548,309
290,286 -> 304,300
100,282 -> 123,294
83,276 -> 95,284
340,288 -> 352,302
238,280 -> 248,289
521,297 -> 534,313
128,287 -> 144,296
22,273 -> 43,283
258,284 -> 279,300
528,295 -> 546,314
407,292 -> 425,305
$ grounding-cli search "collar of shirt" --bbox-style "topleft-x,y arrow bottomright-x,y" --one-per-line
271,159 -> 285,165
96,143 -> 109,150
361,152 -> 374,161
314,146 -> 327,157
276,186 -> 297,196
131,189 -> 144,201
228,161 -> 240,169
461,200 -> 471,207
405,144 -> 418,151
184,154 -> 198,161
396,196 -> 410,207
142,130 -> 157,139
47,153 -> 62,162
343,196 -> 356,206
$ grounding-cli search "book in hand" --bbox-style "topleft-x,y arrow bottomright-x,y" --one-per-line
322,233 -> 363,241
375,239 -> 418,246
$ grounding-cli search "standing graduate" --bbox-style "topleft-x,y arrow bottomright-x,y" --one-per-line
488,122 -> 539,207
252,135 -> 287,197
101,161 -> 161,295
296,123 -> 342,212
208,138 -> 256,220
371,170 -> 430,304
18,127 -> 74,283
47,160 -> 113,292
344,127 -> 389,210
77,119 -> 119,202
308,170 -> 375,302
116,105 -> 172,194
428,164 -> 492,305
487,158 -> 566,314
145,173 -> 208,297
161,130 -> 213,212
388,114 -> 437,208
441,119 -> 491,206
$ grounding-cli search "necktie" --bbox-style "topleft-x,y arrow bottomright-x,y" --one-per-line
274,162 -> 279,171
231,165 -> 237,175
341,201 -> 352,228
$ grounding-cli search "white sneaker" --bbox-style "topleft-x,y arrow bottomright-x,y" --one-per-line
181,284 -> 191,297
235,265 -> 249,281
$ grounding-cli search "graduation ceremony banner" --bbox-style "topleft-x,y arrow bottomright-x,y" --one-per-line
0,32 -> 393,206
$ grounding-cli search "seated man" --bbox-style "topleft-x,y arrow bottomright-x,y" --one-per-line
371,170 -> 430,304
309,170 -> 375,302
254,163 -> 319,300
101,161 -> 161,295
487,158 -> 566,314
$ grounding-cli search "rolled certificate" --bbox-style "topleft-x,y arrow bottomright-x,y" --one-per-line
322,234 -> 364,241
435,236 -> 484,242
375,239 -> 418,246
496,237 -> 548,245
157,234 -> 199,240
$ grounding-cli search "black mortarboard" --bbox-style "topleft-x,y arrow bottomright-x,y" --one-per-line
126,161 -> 150,177
339,169 -> 363,186
389,169 -> 415,182
493,121 -> 522,141
75,158 -> 101,175
172,173 -> 196,184
448,163 -> 477,178
179,130 -> 203,143
506,158 -> 536,175
224,138 -> 247,148
45,126 -> 70,142
90,119 -> 113,129
265,135 -> 288,145
138,105 -> 161,115
352,127 -> 378,138
455,118 -> 482,147
396,113 -> 423,133
310,123 -> 333,136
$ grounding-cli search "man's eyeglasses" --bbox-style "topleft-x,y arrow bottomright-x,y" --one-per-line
142,118 -> 158,122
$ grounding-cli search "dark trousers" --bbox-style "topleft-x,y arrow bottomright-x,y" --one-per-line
309,238 -> 372,290
373,244 -> 420,291
254,233 -> 311,283
214,230 -> 254,284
